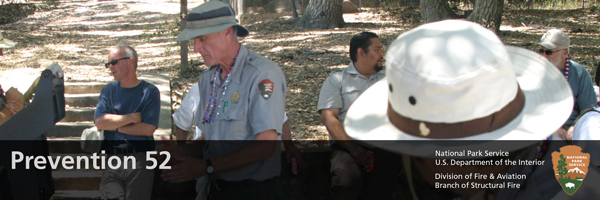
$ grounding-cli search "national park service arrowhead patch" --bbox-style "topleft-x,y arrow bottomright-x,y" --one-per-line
258,79 -> 274,100
551,145 -> 590,195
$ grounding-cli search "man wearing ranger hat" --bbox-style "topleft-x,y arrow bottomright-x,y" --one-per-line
161,1 -> 286,199
537,29 -> 596,141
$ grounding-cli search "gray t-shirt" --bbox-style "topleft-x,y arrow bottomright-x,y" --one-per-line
194,45 -> 286,181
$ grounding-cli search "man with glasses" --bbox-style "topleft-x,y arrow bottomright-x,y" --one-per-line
537,29 -> 596,141
95,45 -> 160,200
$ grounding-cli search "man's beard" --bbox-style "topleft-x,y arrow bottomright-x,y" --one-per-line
548,57 -> 563,69
374,63 -> 384,72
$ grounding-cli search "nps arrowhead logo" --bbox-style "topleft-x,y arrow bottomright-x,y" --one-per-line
551,145 -> 590,195
258,79 -> 274,100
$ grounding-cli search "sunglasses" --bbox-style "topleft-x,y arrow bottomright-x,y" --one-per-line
537,48 -> 566,56
104,57 -> 130,68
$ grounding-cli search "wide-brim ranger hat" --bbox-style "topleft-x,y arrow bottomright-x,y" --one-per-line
344,20 -> 574,157
176,1 -> 249,42
0,32 -> 16,48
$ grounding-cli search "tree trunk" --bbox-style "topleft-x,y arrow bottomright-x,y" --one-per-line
180,0 -> 189,76
291,0 -> 299,18
467,0 -> 503,33
227,0 -> 244,19
295,0 -> 345,29
400,0 -> 420,6
420,0 -> 458,23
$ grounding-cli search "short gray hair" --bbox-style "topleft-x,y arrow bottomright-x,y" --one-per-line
116,45 -> 138,69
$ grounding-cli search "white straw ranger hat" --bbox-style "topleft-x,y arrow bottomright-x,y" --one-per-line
0,32 -> 16,48
344,20 -> 574,157
176,1 -> 248,42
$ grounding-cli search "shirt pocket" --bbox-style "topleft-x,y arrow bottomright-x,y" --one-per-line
341,86 -> 362,109
217,106 -> 248,140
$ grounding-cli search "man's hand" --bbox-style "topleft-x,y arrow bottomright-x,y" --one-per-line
4,100 -> 22,114
161,155 -> 206,183
160,136 -> 206,183
5,87 -> 23,102
95,112 -> 143,131
128,112 -> 142,124
159,136 -> 183,165
555,127 -> 573,142
349,144 -> 372,168
285,143 -> 302,164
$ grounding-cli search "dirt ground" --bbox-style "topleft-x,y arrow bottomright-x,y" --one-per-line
1,1 -> 599,145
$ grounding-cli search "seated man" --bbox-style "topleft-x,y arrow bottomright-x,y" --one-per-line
537,29 -> 597,140
318,31 -> 401,200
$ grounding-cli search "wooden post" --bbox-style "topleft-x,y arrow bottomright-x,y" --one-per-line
180,0 -> 189,75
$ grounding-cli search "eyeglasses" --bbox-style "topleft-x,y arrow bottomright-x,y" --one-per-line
537,48 -> 566,56
104,57 -> 130,68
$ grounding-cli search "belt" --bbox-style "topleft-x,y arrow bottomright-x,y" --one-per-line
104,149 -> 144,155
212,176 -> 278,190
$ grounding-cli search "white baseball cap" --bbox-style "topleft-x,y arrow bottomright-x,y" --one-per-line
344,20 -> 574,157
538,29 -> 570,49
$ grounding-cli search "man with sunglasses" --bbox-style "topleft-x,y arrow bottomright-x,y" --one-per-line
95,45 -> 160,200
537,29 -> 597,141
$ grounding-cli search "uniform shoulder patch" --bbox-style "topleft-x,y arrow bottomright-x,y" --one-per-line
258,79 -> 274,100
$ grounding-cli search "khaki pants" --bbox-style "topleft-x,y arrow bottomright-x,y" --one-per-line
99,152 -> 154,200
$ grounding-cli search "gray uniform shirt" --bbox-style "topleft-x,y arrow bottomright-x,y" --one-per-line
194,45 -> 286,181
317,62 -> 385,139
562,60 -> 596,128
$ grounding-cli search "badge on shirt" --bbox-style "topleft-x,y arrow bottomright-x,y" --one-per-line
258,79 -> 274,100
232,92 -> 240,103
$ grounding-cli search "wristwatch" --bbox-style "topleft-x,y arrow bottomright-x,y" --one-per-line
205,159 -> 214,175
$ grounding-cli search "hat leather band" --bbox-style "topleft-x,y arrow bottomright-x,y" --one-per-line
387,86 -> 525,139
186,16 -> 237,29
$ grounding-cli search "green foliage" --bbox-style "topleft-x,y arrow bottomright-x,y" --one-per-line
380,0 -> 402,8
361,0 -> 405,7
39,0 -> 58,9
511,0 -> 600,9
142,16 -> 181,42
